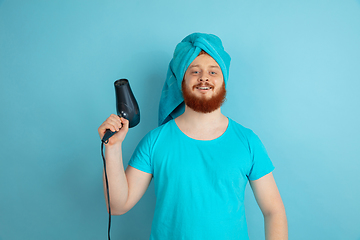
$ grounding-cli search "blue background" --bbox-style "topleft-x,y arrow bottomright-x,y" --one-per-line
1,1 -> 359,239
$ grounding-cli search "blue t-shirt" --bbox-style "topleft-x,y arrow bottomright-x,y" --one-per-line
128,118 -> 274,240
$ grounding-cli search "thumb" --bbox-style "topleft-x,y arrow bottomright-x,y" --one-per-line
120,117 -> 129,130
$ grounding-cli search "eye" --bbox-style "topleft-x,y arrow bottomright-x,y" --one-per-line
210,71 -> 217,75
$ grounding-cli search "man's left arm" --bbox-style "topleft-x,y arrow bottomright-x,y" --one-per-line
249,172 -> 288,240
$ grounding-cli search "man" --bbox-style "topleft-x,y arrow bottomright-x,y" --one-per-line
98,33 -> 288,239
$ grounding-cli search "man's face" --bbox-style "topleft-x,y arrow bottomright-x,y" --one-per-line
182,53 -> 226,113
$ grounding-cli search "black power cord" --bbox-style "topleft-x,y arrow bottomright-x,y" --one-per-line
101,142 -> 112,240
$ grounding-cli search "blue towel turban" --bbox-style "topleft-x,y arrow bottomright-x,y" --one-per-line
158,33 -> 231,126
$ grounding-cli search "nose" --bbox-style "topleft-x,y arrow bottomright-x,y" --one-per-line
199,72 -> 209,82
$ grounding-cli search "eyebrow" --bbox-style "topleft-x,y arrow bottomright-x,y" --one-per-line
188,64 -> 220,69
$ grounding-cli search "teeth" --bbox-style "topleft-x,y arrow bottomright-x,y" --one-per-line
197,87 -> 210,90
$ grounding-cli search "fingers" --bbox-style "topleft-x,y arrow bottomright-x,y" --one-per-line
98,114 -> 131,145
98,114 -> 118,135
106,114 -> 122,132
98,114 -> 129,136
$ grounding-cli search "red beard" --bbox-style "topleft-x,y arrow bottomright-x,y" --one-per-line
182,81 -> 227,113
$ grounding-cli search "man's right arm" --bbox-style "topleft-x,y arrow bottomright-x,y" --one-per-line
99,114 -> 152,215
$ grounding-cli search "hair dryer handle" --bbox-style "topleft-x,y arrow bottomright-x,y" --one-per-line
102,129 -> 117,144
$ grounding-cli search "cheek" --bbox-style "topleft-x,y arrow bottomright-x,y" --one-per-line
184,76 -> 196,87
214,78 -> 224,86
214,80 -> 225,93
182,78 -> 193,91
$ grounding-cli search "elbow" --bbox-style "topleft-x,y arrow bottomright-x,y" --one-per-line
107,204 -> 130,216
262,202 -> 286,219
262,205 -> 287,220
110,210 -> 126,216
263,209 -> 287,220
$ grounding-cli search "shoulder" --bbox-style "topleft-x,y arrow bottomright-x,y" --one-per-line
228,118 -> 257,139
132,121 -> 174,159
227,118 -> 267,153
140,120 -> 174,144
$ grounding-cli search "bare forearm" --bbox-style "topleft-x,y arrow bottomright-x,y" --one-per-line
264,211 -> 288,240
102,144 -> 129,215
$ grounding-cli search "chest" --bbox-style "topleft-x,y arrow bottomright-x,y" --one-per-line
151,135 -> 252,189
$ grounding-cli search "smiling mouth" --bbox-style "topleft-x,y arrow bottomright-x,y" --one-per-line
196,86 -> 212,90
194,83 -> 214,90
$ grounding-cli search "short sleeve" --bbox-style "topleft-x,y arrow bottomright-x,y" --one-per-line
247,132 -> 275,181
128,133 -> 153,174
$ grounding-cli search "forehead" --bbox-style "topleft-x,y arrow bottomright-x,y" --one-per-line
188,54 -> 221,68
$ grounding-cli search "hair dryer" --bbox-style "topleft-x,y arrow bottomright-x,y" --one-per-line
101,79 -> 140,143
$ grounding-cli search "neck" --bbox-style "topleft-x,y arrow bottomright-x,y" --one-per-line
174,105 -> 228,140
177,105 -> 226,129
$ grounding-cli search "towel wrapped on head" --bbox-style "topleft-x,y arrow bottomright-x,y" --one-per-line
158,32 -> 231,126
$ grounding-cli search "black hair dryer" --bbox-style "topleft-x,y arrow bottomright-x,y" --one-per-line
101,79 -> 140,143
